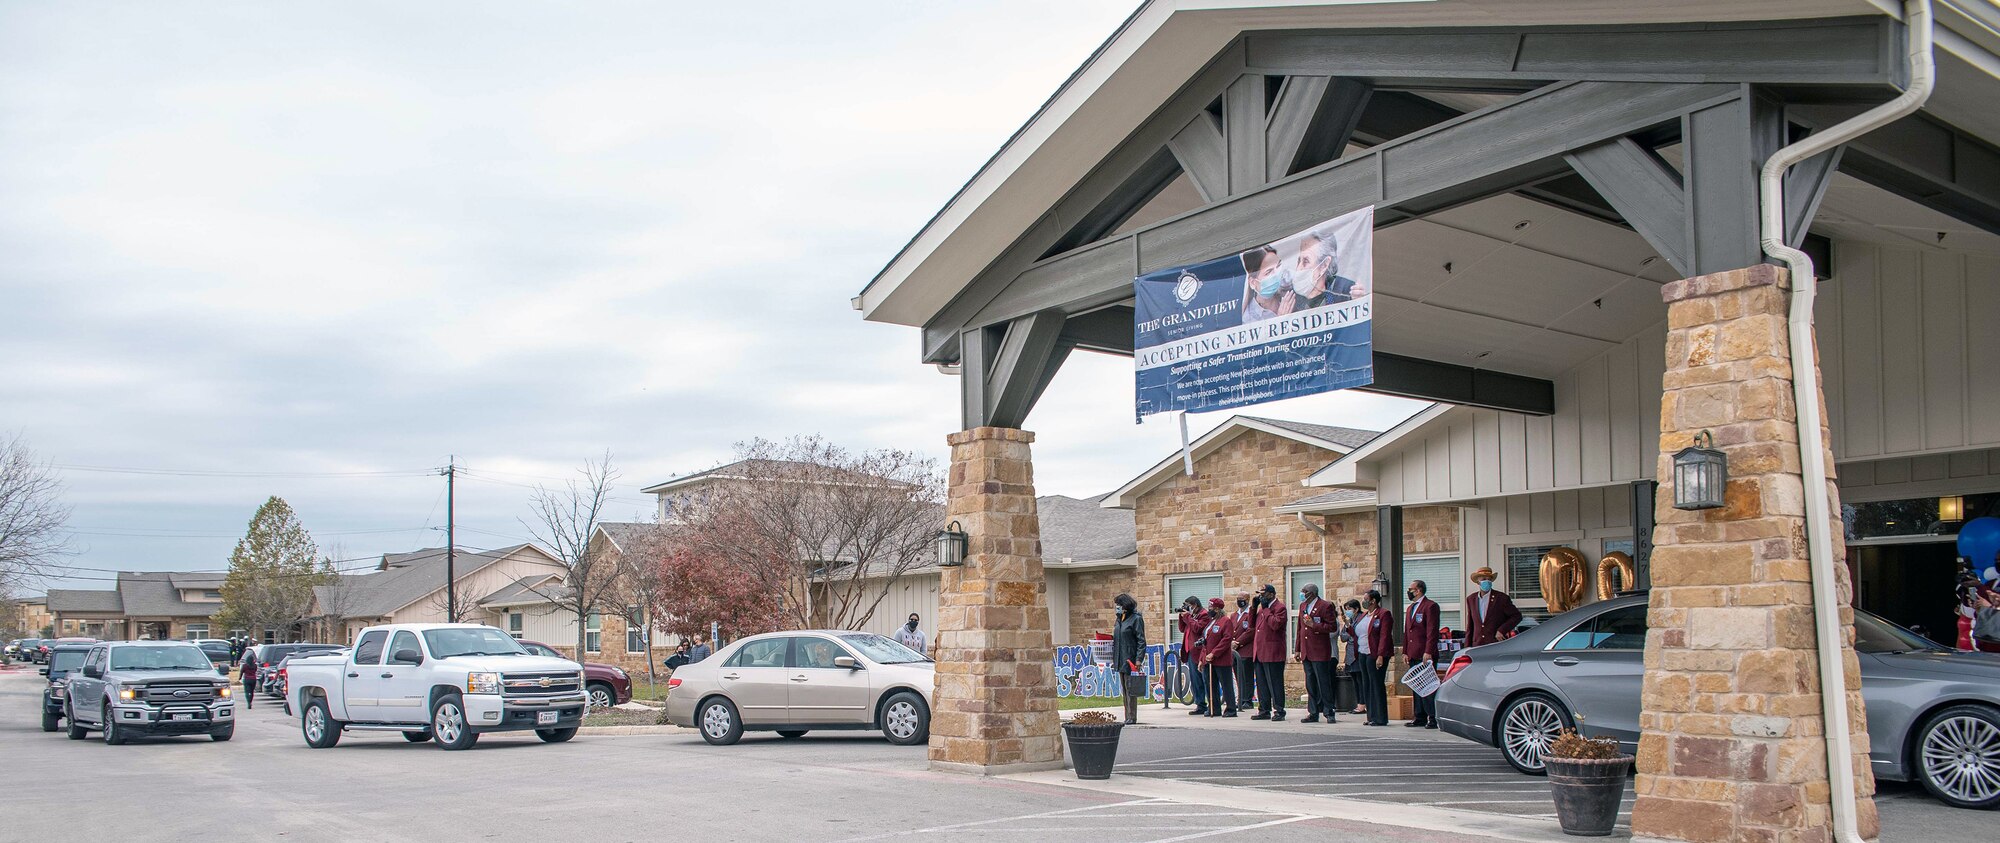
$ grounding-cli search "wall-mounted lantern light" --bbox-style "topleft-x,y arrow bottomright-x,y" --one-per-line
935,521 -> 968,567
1671,431 -> 1728,511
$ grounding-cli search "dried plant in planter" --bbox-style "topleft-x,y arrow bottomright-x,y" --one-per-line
1067,710 -> 1119,726
1547,730 -> 1623,760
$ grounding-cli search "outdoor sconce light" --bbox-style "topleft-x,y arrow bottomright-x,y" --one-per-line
1940,495 -> 1966,522
1370,574 -> 1391,600
1671,431 -> 1728,511
935,521 -> 968,567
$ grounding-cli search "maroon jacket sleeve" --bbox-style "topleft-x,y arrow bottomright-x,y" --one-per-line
1495,593 -> 1523,637
1233,611 -> 1257,651
1367,609 -> 1393,659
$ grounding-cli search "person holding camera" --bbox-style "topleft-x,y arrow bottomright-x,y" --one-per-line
1176,596 -> 1213,715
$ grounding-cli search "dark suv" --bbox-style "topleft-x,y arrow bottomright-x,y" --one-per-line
64,641 -> 237,743
248,644 -> 342,697
39,644 -> 93,732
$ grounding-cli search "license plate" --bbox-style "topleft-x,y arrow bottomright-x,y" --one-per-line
536,710 -> 559,725
172,714 -> 194,721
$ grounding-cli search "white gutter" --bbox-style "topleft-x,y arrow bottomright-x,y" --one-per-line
1757,3 -> 1933,842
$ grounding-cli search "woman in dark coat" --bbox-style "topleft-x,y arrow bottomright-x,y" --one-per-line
1112,593 -> 1146,724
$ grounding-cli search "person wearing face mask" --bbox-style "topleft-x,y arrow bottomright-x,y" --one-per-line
1229,593 -> 1258,712
1294,583 -> 1338,724
1289,230 -> 1365,309
1197,597 -> 1238,717
1354,590 -> 1393,726
894,613 -> 928,657
1462,567 -> 1522,648
1239,246 -> 1295,323
1337,599 -> 1364,716
1177,596 -> 1213,716
1112,593 -> 1147,725
1403,579 -> 1442,729
1250,584 -> 1289,721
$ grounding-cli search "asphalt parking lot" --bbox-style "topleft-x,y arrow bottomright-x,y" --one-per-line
0,667 -> 1460,843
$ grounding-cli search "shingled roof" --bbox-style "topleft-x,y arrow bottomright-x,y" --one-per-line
314,544 -> 559,620
1037,494 -> 1136,565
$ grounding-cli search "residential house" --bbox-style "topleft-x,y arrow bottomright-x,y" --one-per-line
8,594 -> 51,637
45,572 -> 230,640
473,522 -> 682,673
309,544 -> 568,645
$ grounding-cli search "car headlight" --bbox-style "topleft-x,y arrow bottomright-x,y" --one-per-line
50,685 -> 66,699
466,671 -> 502,694
118,686 -> 138,700
217,686 -> 232,698
610,667 -> 627,679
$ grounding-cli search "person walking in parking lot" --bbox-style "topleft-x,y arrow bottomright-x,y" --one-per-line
1250,584 -> 1288,721
1198,597 -> 1238,717
1228,593 -> 1258,712
1404,579 -> 1442,728
240,647 -> 257,710
1463,567 -> 1523,647
1355,590 -> 1392,725
1295,583 -> 1338,723
1112,593 -> 1146,724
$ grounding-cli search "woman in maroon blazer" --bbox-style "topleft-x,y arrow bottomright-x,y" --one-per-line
1198,597 -> 1238,717
1355,590 -> 1394,726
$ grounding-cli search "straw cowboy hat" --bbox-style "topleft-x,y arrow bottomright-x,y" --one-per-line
1469,566 -> 1498,584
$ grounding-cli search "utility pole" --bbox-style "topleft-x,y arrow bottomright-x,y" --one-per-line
443,456 -> 457,623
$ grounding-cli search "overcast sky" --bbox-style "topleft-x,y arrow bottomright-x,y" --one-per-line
1,1 -> 1426,590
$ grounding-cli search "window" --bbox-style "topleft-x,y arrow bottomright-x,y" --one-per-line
262,628 -> 277,644
1165,574 -> 1224,620
724,637 -> 789,668
585,612 -> 602,653
353,631 -> 388,665
522,643 -> 561,658
1506,544 -> 1561,604
1287,567 -> 1324,646
794,636 -> 852,669
1552,604 -> 1648,650
507,612 -> 523,636
1403,555 -> 1463,631
389,630 -> 421,662
185,623 -> 209,641
627,626 -> 646,653
202,590 -> 222,599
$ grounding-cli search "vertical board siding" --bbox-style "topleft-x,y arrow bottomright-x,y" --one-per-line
1820,242 -> 2000,462
1608,340 -> 1642,480
1838,449 -> 2000,501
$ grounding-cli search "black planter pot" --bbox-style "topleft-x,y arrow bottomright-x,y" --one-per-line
1545,755 -> 1633,837
1063,722 -> 1125,780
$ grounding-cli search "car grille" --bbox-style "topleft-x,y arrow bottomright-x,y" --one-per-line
501,672 -> 580,696
139,682 -> 217,704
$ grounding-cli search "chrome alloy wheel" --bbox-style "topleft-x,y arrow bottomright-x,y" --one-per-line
433,701 -> 466,745
1503,698 -> 1565,772
589,686 -> 614,709
701,702 -> 733,740
885,699 -> 921,741
304,705 -> 327,743
1921,714 -> 2000,805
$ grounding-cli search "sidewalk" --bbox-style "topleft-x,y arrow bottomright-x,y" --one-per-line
1067,702 -> 1468,744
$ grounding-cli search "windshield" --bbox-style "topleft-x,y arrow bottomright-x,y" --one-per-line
108,645 -> 214,671
50,651 -> 87,673
1854,611 -> 1944,653
422,627 -> 527,658
838,633 -> 929,664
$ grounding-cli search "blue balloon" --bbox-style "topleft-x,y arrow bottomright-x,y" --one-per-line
1958,517 -> 2000,570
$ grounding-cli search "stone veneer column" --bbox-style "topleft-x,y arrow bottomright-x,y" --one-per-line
928,427 -> 1064,774
1633,264 -> 1875,843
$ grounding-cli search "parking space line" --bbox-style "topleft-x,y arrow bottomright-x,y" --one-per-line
1137,815 -> 1314,842
830,798 -> 1167,841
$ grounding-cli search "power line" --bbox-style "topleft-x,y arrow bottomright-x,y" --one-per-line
53,463 -> 436,478
60,526 -> 432,539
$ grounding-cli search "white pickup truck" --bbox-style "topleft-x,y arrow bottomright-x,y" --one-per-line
285,622 -> 588,750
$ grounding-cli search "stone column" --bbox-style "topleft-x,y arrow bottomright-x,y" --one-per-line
1633,264 -> 1875,843
928,427 -> 1064,775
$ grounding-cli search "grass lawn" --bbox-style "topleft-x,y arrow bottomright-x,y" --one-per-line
583,706 -> 666,727
630,680 -> 671,703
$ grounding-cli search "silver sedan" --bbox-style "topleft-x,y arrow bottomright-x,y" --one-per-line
1437,593 -> 2000,810
665,630 -> 934,746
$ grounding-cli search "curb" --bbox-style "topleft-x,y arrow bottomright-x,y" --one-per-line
578,724 -> 685,736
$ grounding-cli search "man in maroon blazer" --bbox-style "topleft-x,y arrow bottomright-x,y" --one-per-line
1198,597 -> 1238,717
1463,566 -> 1523,647
1403,579 -> 1442,728
1229,592 -> 1258,711
1293,582 -> 1338,723
1250,584 -> 1289,721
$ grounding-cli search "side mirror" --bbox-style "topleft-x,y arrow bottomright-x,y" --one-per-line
390,648 -> 423,666
83,665 -> 102,679
832,656 -> 860,670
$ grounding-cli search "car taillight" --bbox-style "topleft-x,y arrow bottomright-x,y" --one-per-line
1443,653 -> 1472,683
666,678 -> 681,689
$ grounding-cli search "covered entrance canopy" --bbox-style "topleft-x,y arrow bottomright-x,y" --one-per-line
860,1 -> 2000,836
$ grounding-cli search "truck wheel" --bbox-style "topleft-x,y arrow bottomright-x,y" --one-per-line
210,723 -> 234,742
697,697 -> 743,746
102,703 -> 126,745
431,693 -> 479,751
881,691 -> 928,746
536,727 -> 577,743
65,701 -> 88,740
587,682 -> 616,709
301,698 -> 341,749
402,731 -> 432,743
42,709 -> 60,733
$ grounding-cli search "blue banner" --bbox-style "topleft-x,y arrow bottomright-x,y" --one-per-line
1134,206 -> 1374,419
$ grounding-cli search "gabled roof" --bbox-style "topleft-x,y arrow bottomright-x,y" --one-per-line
592,521 -> 664,554
45,588 -> 125,614
167,572 -> 227,590
1102,415 -> 1379,509
477,574 -> 569,608
114,571 -> 216,617
1275,488 -> 1378,515
1037,494 -> 1137,566
1304,403 -> 1455,488
315,544 -> 562,619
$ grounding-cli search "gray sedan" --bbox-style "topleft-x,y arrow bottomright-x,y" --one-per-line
1437,593 -> 2000,809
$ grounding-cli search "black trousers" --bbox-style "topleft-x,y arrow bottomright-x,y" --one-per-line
1204,663 -> 1237,713
1413,685 -> 1437,725
1233,656 -> 1256,707
1302,658 -> 1337,720
1357,656 -> 1388,724
1254,660 -> 1286,716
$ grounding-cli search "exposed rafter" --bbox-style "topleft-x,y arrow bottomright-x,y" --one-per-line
1792,106 -> 2000,237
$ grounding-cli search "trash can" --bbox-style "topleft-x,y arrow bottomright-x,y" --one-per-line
1335,671 -> 1357,711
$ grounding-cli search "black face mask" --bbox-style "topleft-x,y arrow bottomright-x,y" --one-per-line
906,619 -> 919,630
1407,591 -> 1418,601
1257,595 -> 1273,607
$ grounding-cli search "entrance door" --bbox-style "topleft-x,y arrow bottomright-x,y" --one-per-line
1851,540 -> 1959,646
717,637 -> 793,725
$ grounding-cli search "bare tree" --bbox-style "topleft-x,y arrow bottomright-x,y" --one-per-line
307,544 -> 364,643
0,434 -> 71,598
522,452 -> 622,661
674,436 -> 943,633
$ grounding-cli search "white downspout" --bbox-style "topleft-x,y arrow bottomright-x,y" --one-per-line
1757,3 -> 1933,842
